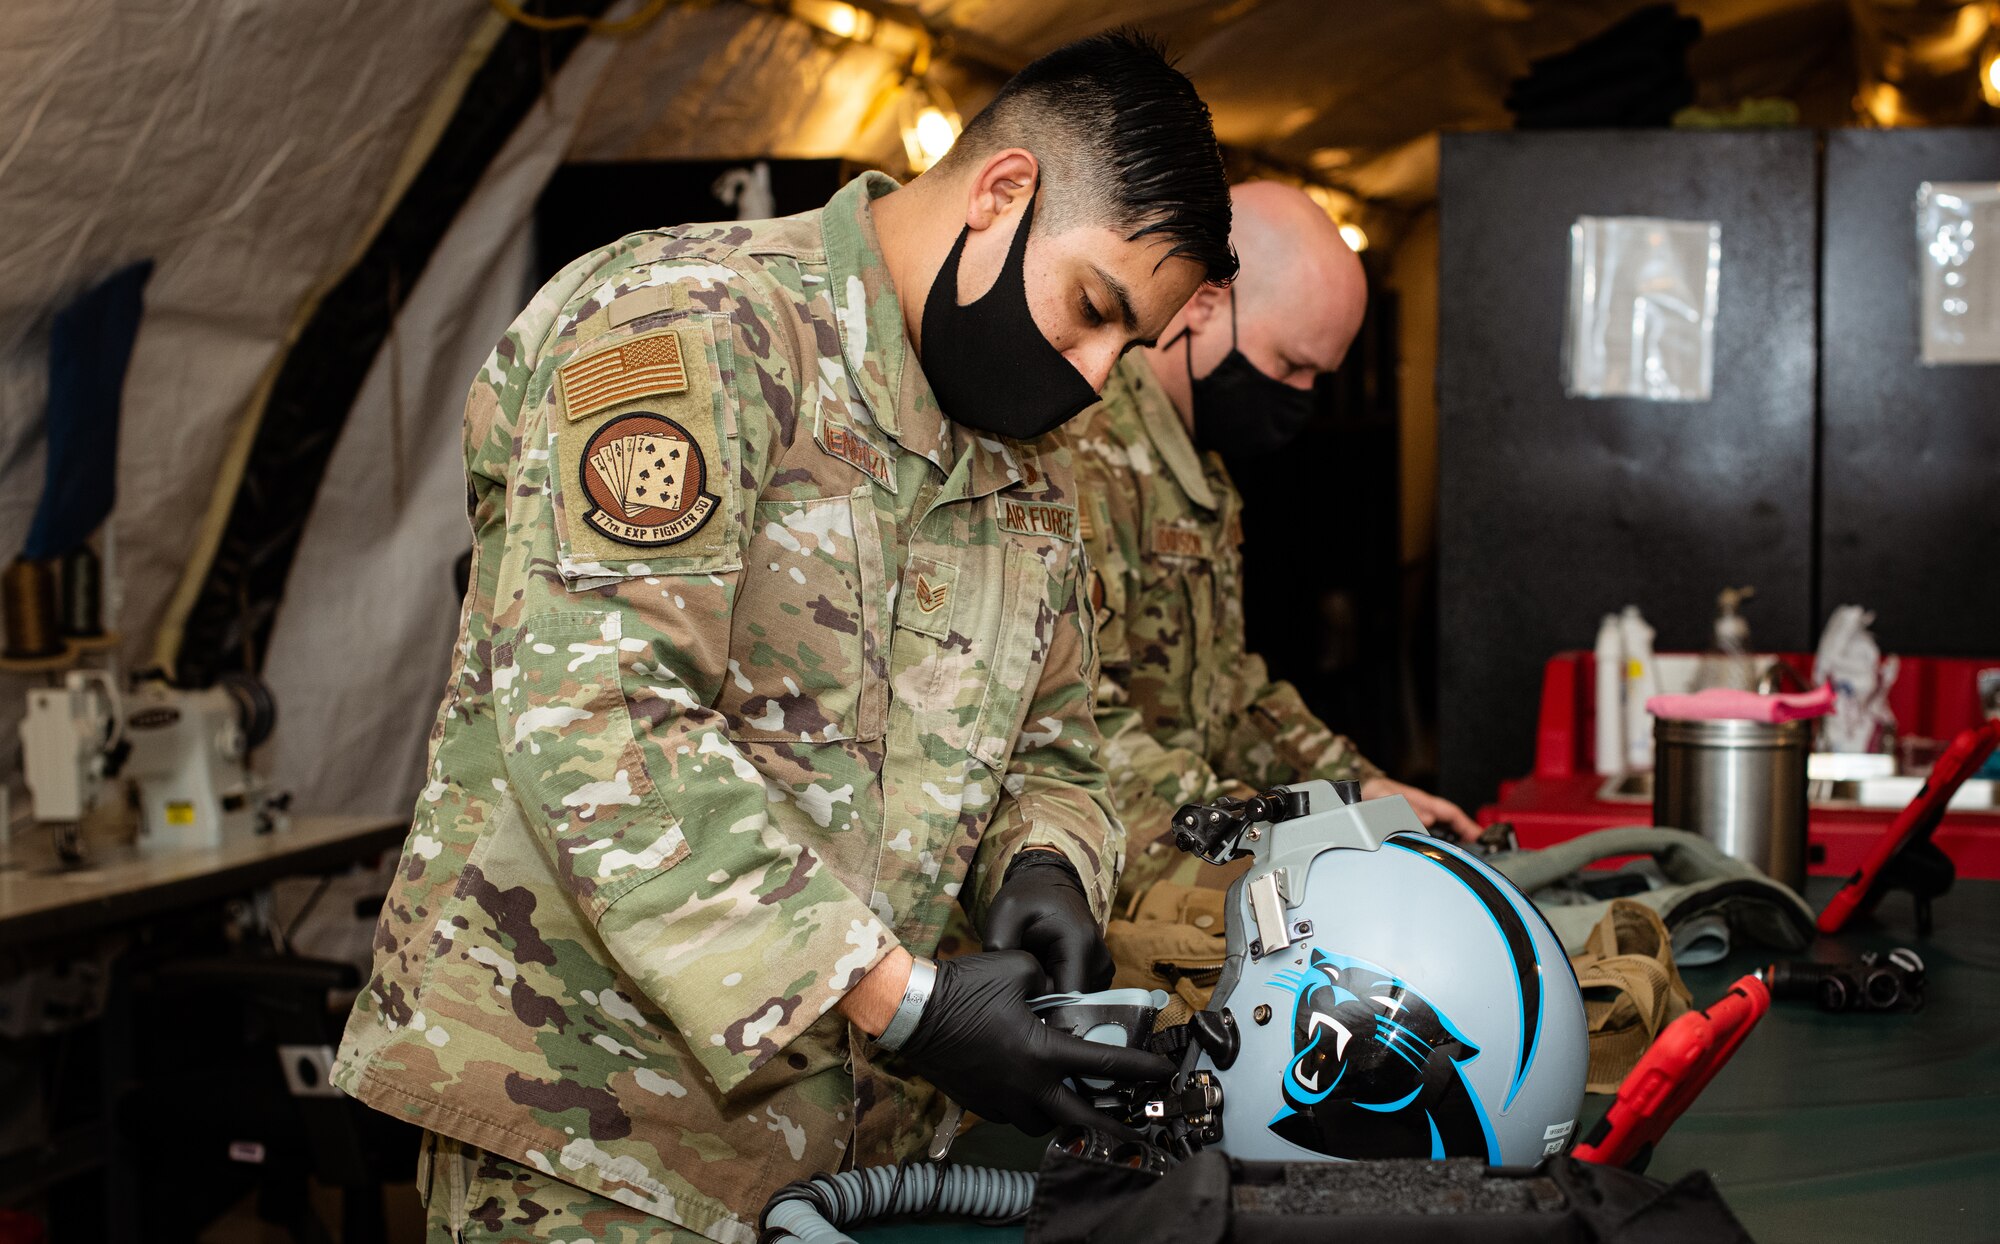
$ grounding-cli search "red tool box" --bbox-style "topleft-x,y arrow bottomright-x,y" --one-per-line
1479,652 -> 2000,880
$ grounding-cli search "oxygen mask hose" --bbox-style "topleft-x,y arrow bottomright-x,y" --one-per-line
761,1162 -> 1036,1244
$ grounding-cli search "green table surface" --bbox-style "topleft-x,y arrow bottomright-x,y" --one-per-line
857,878 -> 2000,1244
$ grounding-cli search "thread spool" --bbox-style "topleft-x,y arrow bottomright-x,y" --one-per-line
60,544 -> 104,638
3,557 -> 65,660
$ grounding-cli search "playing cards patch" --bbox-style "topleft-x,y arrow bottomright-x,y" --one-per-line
578,413 -> 717,547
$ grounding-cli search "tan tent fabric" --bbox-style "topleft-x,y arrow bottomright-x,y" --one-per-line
258,7 -> 638,816
572,6 -> 913,164
0,0 -> 490,755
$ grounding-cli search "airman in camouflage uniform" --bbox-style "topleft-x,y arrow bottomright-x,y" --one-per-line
332,23 -> 1248,1232
1072,355 -> 1382,903
1073,182 -> 1476,916
333,172 -> 1122,1242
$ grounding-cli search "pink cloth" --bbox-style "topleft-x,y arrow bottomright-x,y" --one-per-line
1646,682 -> 1837,724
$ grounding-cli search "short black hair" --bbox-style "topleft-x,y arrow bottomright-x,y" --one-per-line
944,29 -> 1237,283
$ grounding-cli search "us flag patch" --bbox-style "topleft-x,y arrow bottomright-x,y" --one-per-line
560,328 -> 689,422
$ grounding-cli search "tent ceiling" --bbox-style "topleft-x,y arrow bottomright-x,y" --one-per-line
0,0 -> 1871,647
566,0 -> 1854,206
952,0 -> 1840,197
572,6 -> 915,162
927,0 -> 1852,201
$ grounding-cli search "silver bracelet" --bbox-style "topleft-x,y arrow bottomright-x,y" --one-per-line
874,956 -> 937,1052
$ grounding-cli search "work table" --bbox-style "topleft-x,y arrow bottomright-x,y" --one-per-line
0,815 -> 405,947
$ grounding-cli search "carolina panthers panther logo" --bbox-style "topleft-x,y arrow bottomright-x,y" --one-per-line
1267,948 -> 1498,1162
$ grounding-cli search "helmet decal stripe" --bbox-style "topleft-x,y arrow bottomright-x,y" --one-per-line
1385,835 -> 1543,1112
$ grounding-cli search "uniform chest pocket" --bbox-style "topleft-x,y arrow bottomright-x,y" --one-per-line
719,490 -> 887,742
899,538 -> 1058,772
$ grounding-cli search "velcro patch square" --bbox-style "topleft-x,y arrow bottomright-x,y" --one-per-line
897,557 -> 957,640
559,328 -> 688,422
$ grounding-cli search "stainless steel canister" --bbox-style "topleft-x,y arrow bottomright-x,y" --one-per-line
1653,716 -> 1810,892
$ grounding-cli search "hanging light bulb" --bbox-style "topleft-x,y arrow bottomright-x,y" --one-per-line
900,80 -> 962,173
914,107 -> 959,166
792,0 -> 876,42
1983,41 -> 2000,106
1338,221 -> 1369,253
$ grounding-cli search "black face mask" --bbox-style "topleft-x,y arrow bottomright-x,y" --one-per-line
1184,294 -> 1318,457
919,192 -> 1099,440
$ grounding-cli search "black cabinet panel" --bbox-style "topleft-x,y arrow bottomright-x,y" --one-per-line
1821,130 -> 2000,656
1437,131 -> 1819,808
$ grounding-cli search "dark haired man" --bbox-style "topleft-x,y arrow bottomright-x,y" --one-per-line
333,30 -> 1233,1244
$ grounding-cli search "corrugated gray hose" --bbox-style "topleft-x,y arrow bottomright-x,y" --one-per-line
761,1163 -> 1036,1242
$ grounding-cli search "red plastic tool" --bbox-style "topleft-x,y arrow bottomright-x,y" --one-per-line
1571,974 -> 1771,1171
1817,718 -> 2000,936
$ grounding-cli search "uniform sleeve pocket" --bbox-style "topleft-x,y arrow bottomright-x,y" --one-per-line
494,609 -> 689,916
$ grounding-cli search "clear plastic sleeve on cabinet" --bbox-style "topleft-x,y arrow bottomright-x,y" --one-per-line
1565,215 -> 1721,401
1917,181 -> 2000,365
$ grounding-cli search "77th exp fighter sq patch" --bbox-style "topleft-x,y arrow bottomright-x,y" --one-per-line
577,412 -> 717,546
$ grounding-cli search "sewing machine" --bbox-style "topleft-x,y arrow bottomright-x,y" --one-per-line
20,672 -> 280,856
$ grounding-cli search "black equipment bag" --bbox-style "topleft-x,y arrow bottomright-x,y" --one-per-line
1026,1141 -> 1754,1244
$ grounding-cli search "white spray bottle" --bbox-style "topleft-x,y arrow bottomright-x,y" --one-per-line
1620,605 -> 1659,773
1594,613 -> 1625,775
1697,586 -> 1757,691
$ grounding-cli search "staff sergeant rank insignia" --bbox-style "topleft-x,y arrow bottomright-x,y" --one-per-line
578,413 -> 717,546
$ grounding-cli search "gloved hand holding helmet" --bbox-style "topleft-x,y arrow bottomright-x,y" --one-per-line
880,949 -> 1172,1138
856,786 -> 1586,1163
767,785 -> 1596,1244
981,849 -> 1116,994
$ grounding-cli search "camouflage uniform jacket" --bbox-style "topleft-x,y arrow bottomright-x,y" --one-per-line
333,172 -> 1119,1244
1066,355 -> 1381,906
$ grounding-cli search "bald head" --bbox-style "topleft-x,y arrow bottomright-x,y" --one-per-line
1142,181 -> 1366,426
1230,182 -> 1367,373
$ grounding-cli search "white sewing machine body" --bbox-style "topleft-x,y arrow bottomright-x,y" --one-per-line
21,672 -> 278,855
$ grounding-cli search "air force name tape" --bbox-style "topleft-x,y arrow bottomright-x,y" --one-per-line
1150,522 -> 1211,560
999,498 -> 1076,542
822,422 -> 892,489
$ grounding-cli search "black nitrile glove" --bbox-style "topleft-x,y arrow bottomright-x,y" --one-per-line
896,950 -> 1173,1138
982,851 -> 1113,994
